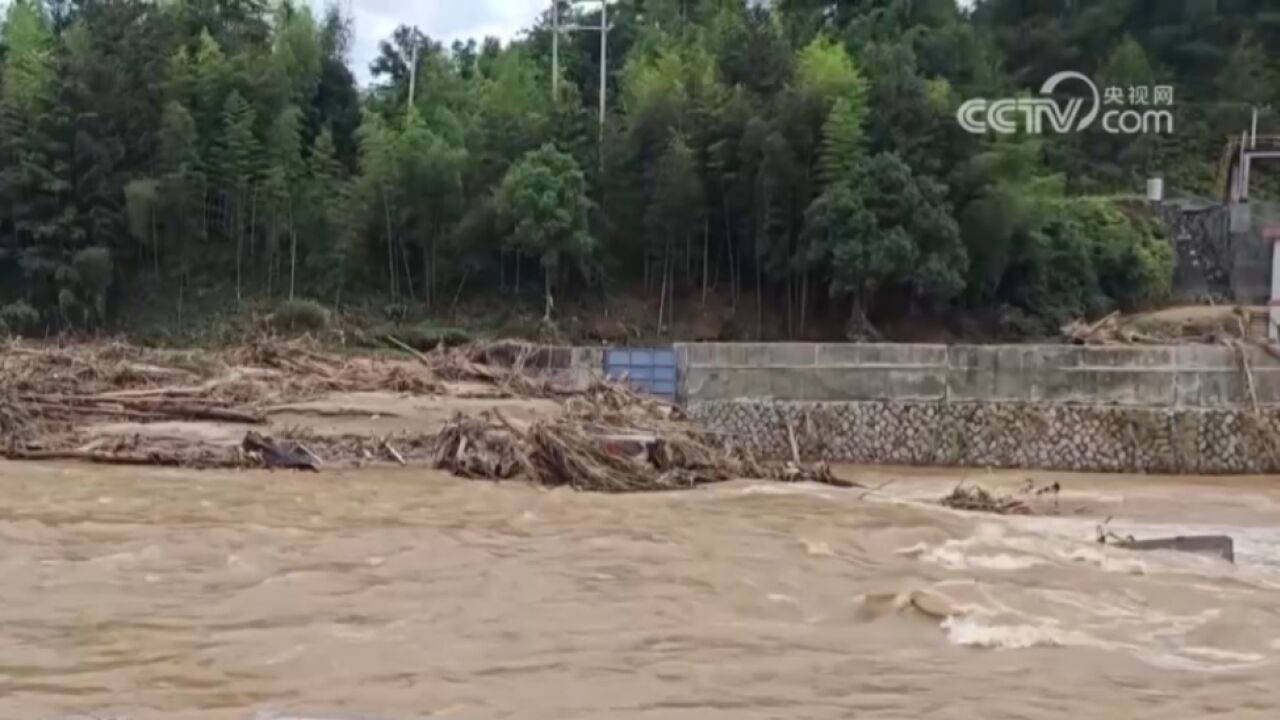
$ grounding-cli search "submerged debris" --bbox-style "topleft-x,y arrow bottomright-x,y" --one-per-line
940,483 -> 1032,515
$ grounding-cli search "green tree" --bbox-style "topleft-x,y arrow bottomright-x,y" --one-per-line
1,0 -> 54,116
157,100 -> 203,321
192,30 -> 231,153
0,0 -> 58,316
815,153 -> 966,337
954,137 -> 1065,303
125,179 -> 160,277
71,245 -> 113,327
354,110 -> 403,298
495,144 -> 594,319
646,133 -> 704,329
398,107 -> 466,308
265,104 -> 304,297
273,3 -> 322,107
218,89 -> 261,300
304,127 -> 354,297
816,98 -> 865,192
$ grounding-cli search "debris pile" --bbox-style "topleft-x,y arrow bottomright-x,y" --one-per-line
385,336 -> 556,397
0,397 -> 35,444
432,413 -> 526,480
524,420 -> 709,492
1062,311 -> 1161,345
427,402 -> 849,493
227,336 -> 444,397
1,336 -> 851,492
1061,306 -> 1264,346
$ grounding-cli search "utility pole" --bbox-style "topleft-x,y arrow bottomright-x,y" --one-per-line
554,1 -> 612,170
598,0 -> 608,171
407,38 -> 420,112
551,1 -> 560,102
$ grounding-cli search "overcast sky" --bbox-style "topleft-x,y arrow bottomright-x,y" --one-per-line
334,0 -> 548,84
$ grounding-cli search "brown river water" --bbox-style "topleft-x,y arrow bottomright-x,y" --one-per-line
2,462 -> 1279,720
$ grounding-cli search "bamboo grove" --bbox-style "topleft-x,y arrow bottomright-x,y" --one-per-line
0,0 -> 1277,339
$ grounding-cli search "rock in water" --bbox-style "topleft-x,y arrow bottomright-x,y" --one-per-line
242,431 -> 321,472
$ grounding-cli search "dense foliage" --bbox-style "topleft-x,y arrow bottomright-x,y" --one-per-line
0,0 -> 1269,339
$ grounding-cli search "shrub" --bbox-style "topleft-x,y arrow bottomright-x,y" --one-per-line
1008,198 -> 1172,323
72,246 -> 114,323
0,300 -> 41,336
400,322 -> 472,350
271,299 -> 331,333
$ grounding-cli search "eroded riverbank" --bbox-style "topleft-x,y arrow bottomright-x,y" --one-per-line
1,462 -> 1277,719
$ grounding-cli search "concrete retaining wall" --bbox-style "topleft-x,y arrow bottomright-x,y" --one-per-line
676,343 -> 1280,473
678,343 -> 1280,408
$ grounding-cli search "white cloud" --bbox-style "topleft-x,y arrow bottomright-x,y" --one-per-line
321,0 -> 548,84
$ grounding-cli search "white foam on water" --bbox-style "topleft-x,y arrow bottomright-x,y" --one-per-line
924,546 -> 1045,571
896,541 -> 932,557
900,517 -> 1280,671
899,523 -> 1053,572
1056,545 -> 1151,575
1131,646 -> 1272,673
253,715 -> 396,720
941,616 -> 1101,650
1180,646 -> 1266,663
800,538 -> 836,556
738,483 -> 835,500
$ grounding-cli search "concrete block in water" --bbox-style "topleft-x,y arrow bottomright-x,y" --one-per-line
1115,535 -> 1235,563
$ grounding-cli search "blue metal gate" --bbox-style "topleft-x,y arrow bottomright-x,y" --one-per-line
604,347 -> 678,403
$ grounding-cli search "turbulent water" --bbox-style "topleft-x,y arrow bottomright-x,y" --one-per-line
2,462 -> 1279,719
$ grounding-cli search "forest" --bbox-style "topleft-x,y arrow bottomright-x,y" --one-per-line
0,0 -> 1277,342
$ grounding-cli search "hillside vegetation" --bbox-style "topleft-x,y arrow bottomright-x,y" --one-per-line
0,0 -> 1275,342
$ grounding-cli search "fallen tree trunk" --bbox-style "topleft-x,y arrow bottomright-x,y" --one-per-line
142,403 -> 264,423
17,396 -> 264,424
22,401 -> 176,421
91,385 -> 214,400
1,448 -> 240,468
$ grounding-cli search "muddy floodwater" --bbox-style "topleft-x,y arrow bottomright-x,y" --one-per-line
1,462 -> 1279,719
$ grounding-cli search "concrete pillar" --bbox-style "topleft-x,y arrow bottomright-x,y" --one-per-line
1270,227 -> 1280,340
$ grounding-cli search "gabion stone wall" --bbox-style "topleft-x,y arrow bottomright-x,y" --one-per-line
690,400 -> 1280,474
